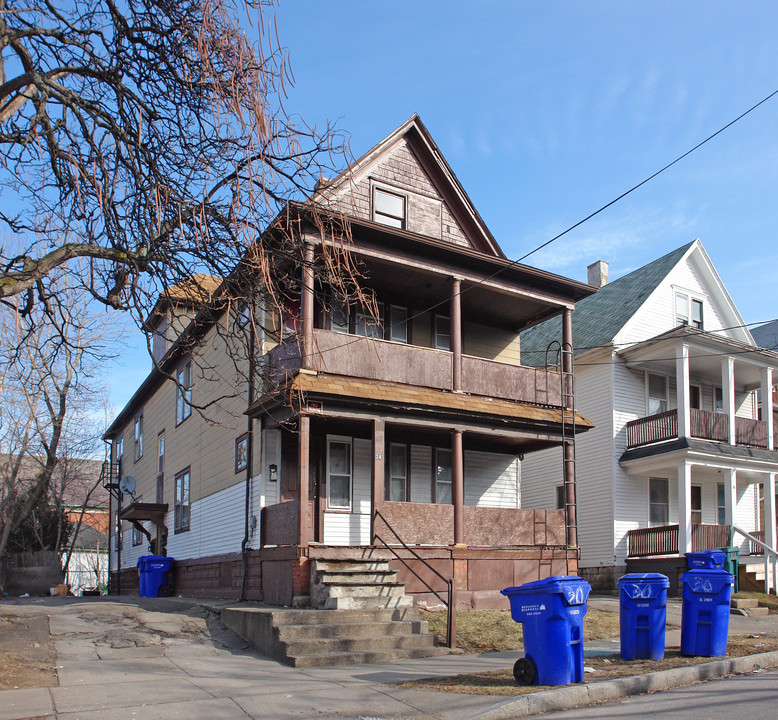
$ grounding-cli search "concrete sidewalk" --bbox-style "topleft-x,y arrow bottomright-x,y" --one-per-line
1,594 -> 777,720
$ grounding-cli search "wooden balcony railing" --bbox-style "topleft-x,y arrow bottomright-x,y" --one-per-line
627,523 -> 731,557
626,408 -> 772,450
269,329 -> 563,405
750,530 -> 766,555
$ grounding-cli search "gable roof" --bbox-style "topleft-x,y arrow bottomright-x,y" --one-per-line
315,114 -> 504,258
520,242 -> 695,366
752,319 -> 778,350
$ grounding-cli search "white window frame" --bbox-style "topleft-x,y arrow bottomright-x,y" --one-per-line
434,448 -> 452,504
175,468 -> 191,532
134,412 -> 143,461
373,187 -> 406,229
388,305 -> 409,344
649,477 -> 669,526
157,431 -> 165,475
387,443 -> 408,502
714,386 -> 724,414
132,495 -> 144,546
717,482 -> 726,526
689,383 -> 702,410
434,314 -> 451,351
647,372 -> 668,415
691,484 -> 702,525
326,435 -> 353,511
176,359 -> 192,425
675,290 -> 704,329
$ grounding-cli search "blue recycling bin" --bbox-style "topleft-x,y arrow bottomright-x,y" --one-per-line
617,573 -> 670,660
685,549 -> 726,570
680,569 -> 733,656
501,576 -> 591,686
136,555 -> 149,597
144,556 -> 174,598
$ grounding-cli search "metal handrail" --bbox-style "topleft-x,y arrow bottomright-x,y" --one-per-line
374,508 -> 457,648
733,525 -> 777,594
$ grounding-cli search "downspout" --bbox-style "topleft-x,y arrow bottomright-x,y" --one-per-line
240,304 -> 257,601
105,439 -> 113,594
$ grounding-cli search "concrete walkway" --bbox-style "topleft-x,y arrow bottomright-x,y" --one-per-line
1,595 -> 777,720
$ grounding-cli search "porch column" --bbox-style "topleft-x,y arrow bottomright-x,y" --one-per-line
762,367 -> 774,451
452,429 -> 465,545
764,472 -> 777,555
676,344 -> 690,439
724,468 -> 737,537
450,277 -> 463,392
678,461 -> 693,554
301,242 -> 315,370
298,415 -> 310,549
370,419 -> 385,544
722,356 -> 735,445
561,307 -> 577,549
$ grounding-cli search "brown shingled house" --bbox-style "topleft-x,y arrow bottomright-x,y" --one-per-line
104,116 -> 594,618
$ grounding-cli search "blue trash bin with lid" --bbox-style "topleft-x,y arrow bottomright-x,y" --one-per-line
617,573 -> 670,660
136,556 -> 149,597
685,549 -> 726,570
680,569 -> 733,656
501,575 -> 591,686
144,556 -> 174,598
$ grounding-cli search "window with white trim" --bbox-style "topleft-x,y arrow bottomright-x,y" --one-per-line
717,483 -> 726,526
175,468 -> 191,532
676,292 -> 704,329
434,315 -> 451,351
132,495 -> 144,546
691,485 -> 702,525
434,448 -> 452,504
689,384 -> 702,410
176,360 -> 192,424
134,412 -> 143,461
647,373 -> 668,415
373,188 -> 406,229
326,437 -> 352,510
649,477 -> 669,526
714,386 -> 724,414
387,443 -> 408,502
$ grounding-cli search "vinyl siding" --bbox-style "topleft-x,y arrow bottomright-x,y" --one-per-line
322,438 -> 371,545
410,445 -> 433,503
464,451 -> 519,508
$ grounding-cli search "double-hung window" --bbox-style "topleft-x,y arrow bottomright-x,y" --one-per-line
434,315 -> 451,351
134,412 -> 143,461
176,360 -> 192,424
327,437 -> 352,510
132,495 -> 144,546
649,477 -> 669,526
175,468 -> 190,532
434,448 -> 452,504
647,373 -> 668,414
373,188 -> 406,229
717,483 -> 726,525
387,443 -> 408,502
676,292 -> 704,329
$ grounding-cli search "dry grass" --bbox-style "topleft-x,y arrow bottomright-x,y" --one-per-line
402,635 -> 778,696
421,608 -> 624,653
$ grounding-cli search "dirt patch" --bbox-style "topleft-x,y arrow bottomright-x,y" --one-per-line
0,614 -> 57,690
401,635 -> 778,695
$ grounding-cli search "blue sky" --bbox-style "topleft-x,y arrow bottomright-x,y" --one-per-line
107,0 -> 778,411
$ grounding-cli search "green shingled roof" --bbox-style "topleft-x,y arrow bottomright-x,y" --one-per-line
520,241 -> 695,367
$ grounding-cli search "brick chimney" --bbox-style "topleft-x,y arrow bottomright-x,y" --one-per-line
587,260 -> 609,288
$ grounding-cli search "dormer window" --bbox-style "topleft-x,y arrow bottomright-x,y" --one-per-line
374,188 -> 406,229
676,292 -> 704,329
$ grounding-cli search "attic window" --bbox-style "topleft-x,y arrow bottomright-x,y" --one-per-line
374,188 -> 405,229
676,292 -> 704,329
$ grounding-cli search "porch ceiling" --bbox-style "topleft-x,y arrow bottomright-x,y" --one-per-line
619,327 -> 778,388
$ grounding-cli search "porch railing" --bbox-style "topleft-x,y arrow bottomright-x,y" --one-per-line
750,530 -> 766,555
373,508 -> 456,649
627,523 -> 731,557
625,408 -> 771,450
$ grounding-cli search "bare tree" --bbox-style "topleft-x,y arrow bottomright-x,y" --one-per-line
0,271 -> 113,561
0,0 -> 355,327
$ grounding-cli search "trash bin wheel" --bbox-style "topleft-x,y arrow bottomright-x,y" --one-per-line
513,657 -> 537,686
159,584 -> 174,597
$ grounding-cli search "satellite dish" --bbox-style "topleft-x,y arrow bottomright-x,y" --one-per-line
119,475 -> 136,496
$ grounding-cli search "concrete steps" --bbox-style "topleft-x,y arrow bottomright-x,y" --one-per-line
310,559 -> 414,610
731,596 -> 770,617
217,604 -> 448,667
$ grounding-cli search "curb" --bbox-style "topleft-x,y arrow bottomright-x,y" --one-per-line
461,650 -> 778,720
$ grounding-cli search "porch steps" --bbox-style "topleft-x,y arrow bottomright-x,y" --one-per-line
730,597 -> 770,617
738,562 -> 776,594
310,559 -> 414,611
217,605 -> 448,667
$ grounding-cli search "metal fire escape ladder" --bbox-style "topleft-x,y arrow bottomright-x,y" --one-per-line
546,341 -> 578,575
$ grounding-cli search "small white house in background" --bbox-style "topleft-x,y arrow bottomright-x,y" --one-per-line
521,240 -> 778,591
